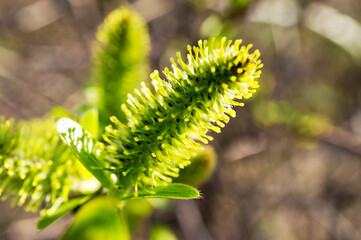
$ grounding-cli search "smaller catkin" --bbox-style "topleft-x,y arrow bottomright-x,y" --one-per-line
105,38 -> 263,190
0,117 -> 91,212
91,7 -> 150,126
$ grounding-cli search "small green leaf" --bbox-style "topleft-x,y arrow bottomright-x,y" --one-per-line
61,197 -> 130,240
37,195 -> 92,230
122,183 -> 200,200
55,118 -> 114,189
79,108 -> 99,138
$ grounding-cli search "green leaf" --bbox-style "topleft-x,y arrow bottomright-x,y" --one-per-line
37,195 -> 92,230
55,118 -> 114,189
79,108 -> 99,138
122,183 -> 200,200
61,197 -> 130,240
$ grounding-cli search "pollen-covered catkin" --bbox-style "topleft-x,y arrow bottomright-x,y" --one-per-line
105,37 -> 263,189
0,118 -> 92,212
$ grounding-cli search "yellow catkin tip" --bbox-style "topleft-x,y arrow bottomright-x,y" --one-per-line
110,116 -> 117,122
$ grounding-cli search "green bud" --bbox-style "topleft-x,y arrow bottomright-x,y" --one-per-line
174,146 -> 217,186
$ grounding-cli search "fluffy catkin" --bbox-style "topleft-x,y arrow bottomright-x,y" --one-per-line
91,7 -> 150,126
0,118 -> 91,212
105,38 -> 263,189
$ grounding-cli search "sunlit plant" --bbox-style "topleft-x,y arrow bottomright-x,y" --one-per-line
0,6 -> 262,239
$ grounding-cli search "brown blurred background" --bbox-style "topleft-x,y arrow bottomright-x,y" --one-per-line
1,0 -> 361,239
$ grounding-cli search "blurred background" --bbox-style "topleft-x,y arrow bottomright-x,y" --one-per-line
1,0 -> 361,239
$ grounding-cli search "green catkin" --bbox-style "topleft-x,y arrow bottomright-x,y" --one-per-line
105,37 -> 263,189
0,118 -> 91,212
92,7 -> 150,126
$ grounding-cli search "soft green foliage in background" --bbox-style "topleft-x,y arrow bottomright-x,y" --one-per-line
254,100 -> 332,138
150,224 -> 178,240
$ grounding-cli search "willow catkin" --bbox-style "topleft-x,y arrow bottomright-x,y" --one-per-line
105,37 -> 263,189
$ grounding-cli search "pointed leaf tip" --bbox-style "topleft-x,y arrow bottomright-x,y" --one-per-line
121,183 -> 201,200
